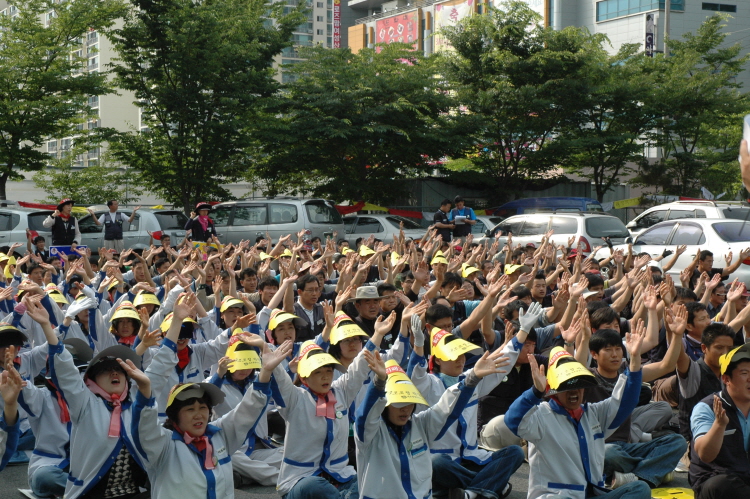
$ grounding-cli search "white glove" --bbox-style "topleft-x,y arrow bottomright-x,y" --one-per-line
518,301 -> 543,333
411,313 -> 425,348
79,285 -> 96,300
65,297 -> 96,319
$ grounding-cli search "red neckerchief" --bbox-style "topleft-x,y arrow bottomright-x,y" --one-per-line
84,378 -> 127,437
551,395 -> 584,421
48,381 -> 71,424
175,424 -> 214,469
118,335 -> 136,346
177,347 -> 190,370
59,213 -> 71,221
302,382 -> 337,419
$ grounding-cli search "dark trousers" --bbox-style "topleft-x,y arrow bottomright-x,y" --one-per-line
697,474 -> 750,499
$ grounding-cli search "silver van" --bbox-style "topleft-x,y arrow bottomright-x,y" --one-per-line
76,208 -> 188,252
0,207 -> 54,254
211,198 -> 345,245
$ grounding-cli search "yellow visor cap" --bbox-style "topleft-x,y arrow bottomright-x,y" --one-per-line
429,327 -> 481,362
296,340 -> 342,378
385,359 -> 427,407
330,311 -> 369,345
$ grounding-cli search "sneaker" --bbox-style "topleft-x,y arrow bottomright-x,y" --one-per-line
674,460 -> 689,473
8,450 -> 29,465
610,471 -> 638,489
501,483 -> 513,499
662,471 -> 674,484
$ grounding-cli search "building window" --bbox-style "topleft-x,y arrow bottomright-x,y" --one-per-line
316,15 -> 323,21
316,29 -> 324,35
596,0 -> 684,21
87,95 -> 99,108
47,141 -> 57,153
702,2 -> 736,11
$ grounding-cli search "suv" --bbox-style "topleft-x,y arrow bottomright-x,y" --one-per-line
211,198 -> 345,245
626,200 -> 750,236
478,212 -> 630,253
0,207 -> 55,255
76,208 -> 189,252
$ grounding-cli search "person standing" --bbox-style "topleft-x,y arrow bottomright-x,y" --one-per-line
42,199 -> 81,247
89,200 -> 141,254
185,201 -> 218,243
449,196 -> 477,240
433,198 -> 455,244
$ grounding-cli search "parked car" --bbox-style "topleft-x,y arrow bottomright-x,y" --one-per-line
0,206 -> 54,255
76,208 -> 189,252
489,197 -> 604,218
626,200 -> 750,236
211,198 -> 345,246
613,219 -> 750,284
473,215 -> 506,237
476,212 -> 630,253
343,214 -> 426,246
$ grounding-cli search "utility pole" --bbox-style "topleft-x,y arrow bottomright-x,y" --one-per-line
663,0 -> 670,56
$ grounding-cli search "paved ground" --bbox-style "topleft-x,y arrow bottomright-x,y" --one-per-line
1,456 -> 690,498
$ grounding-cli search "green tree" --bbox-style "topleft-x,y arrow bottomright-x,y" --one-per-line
437,1 -> 597,202
0,0 -> 126,200
633,15 -> 749,197
561,46 -> 657,202
32,148 -> 143,205
106,0 -> 306,213
251,44 -> 473,204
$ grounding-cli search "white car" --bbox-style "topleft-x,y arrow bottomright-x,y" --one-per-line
472,215 -> 505,237
626,200 -> 750,236
614,219 -> 750,284
343,214 -> 425,246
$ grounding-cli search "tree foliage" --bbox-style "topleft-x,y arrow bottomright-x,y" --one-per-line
32,149 -> 143,205
106,0 -> 306,213
251,43 -> 473,204
632,15 -> 749,197
0,0 -> 126,200
437,1 -> 599,202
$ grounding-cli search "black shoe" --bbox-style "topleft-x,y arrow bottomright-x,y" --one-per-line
233,471 -> 247,488
501,483 -> 513,499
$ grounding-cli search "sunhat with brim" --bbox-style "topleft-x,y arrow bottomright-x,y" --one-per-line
296,340 -> 343,378
111,305 -> 141,325
62,338 -> 94,366
45,284 -> 68,305
461,265 -> 481,279
349,285 -> 379,302
330,311 -> 369,345
342,247 -> 355,255
159,313 -> 198,338
219,296 -> 245,313
57,198 -> 74,211
0,254 -> 14,265
359,245 -> 376,257
390,252 -> 401,266
545,347 -> 597,394
643,260 -> 662,271
429,327 -> 482,362
0,323 -> 27,348
167,382 -> 225,410
226,335 -> 262,372
259,252 -> 275,261
430,251 -> 448,266
85,345 -> 141,378
504,264 -> 522,275
268,309 -> 305,331
279,249 -> 293,259
195,201 -> 212,212
385,359 -> 427,407
134,291 -> 161,308
720,344 -> 750,375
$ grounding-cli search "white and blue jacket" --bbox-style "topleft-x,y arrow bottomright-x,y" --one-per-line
130,377 -> 272,499
274,340 -> 377,496
354,374 -> 476,499
408,336 -> 524,465
0,409 -> 20,471
504,369 -> 642,499
47,343 -> 146,499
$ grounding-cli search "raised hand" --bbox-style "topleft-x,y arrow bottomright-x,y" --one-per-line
528,354 -> 547,392
473,349 -> 511,379
374,311 -> 397,337
0,364 -> 26,406
665,304 -> 688,336
518,301 -> 543,332
262,340 -> 293,373
364,350 -> 387,380
713,395 -> 729,427
216,356 -> 234,378
117,358 -> 150,395
232,313 -> 258,331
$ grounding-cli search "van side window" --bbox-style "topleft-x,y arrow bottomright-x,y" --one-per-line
0,213 -> 12,231
354,217 -> 383,234
232,206 -> 267,226
637,210 -> 667,228
550,217 -> 578,235
211,206 -> 232,227
519,219 -> 548,236
269,204 -> 298,225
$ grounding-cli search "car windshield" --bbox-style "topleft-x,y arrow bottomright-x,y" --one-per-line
28,212 -> 53,231
721,207 -> 750,220
385,216 -> 422,230
154,211 -> 189,230
305,201 -> 342,224
585,216 -> 629,238
712,222 -> 750,242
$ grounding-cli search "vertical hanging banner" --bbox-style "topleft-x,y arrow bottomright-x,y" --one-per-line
433,0 -> 474,52
333,0 -> 341,48
645,13 -> 655,57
